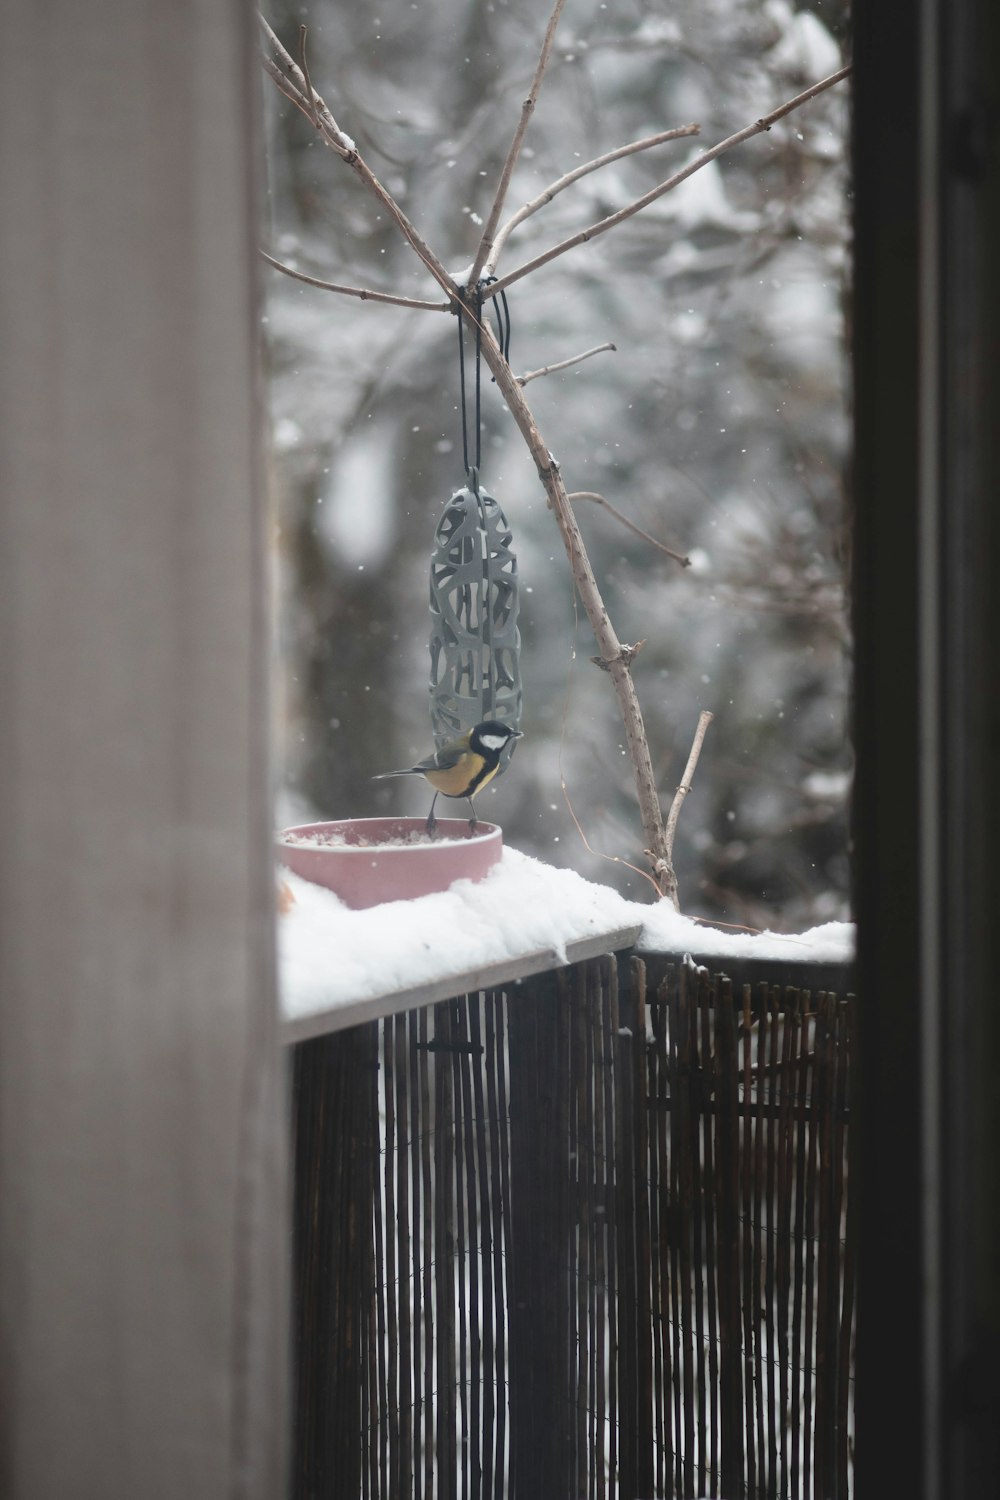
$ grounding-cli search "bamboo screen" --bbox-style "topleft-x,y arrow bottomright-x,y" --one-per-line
292,955 -> 855,1500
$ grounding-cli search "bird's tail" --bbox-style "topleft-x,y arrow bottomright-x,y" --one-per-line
371,768 -> 420,780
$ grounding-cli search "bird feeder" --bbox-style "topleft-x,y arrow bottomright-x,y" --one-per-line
428,468 -> 522,747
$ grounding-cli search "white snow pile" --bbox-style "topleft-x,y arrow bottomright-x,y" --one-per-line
278,844 -> 854,1025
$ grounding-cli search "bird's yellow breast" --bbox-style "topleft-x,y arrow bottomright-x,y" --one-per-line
424,752 -> 498,799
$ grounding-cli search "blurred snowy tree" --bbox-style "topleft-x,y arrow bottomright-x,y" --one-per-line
262,0 -> 852,928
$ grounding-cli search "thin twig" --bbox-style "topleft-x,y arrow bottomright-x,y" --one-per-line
259,15 -> 461,303
259,250 -> 451,311
568,490 -> 691,568
487,65 -> 852,296
561,779 -> 664,898
517,342 -> 616,385
467,0 -> 569,287
661,710 -> 714,909
297,25 -> 321,128
486,123 -> 700,273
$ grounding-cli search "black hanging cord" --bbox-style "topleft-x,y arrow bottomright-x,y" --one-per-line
474,283 -> 483,471
458,280 -> 514,469
456,287 -> 483,478
493,286 -> 512,364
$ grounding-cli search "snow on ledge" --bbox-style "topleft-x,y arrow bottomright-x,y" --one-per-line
279,845 -> 855,1040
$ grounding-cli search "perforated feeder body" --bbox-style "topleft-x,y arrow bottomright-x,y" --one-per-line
429,478 -> 522,749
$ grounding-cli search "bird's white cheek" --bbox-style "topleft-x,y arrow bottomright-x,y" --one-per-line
479,734 -> 509,751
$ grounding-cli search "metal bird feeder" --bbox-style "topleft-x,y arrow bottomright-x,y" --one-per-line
429,468 -> 522,746
428,281 -> 522,750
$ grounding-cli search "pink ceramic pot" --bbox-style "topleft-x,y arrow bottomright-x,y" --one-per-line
276,817 -> 503,909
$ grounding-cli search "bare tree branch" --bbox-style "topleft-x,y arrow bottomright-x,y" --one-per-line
569,490 -> 691,568
660,709 -> 714,909
517,342 -> 616,385
259,250 -> 452,311
467,315 -> 675,896
258,14 -> 461,303
467,0 -> 569,287
487,65 -> 852,296
486,123 -> 700,274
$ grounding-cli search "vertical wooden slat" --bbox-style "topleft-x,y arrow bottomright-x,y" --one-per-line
507,970 -> 571,1498
418,1009 -> 435,1500
337,1034 -> 359,1496
407,1010 -> 423,1500
383,1020 -> 401,1498
614,957 -> 640,1499
395,1016 -> 414,1497
460,997 -> 484,1500
838,996 -> 857,1500
776,990 -> 798,1500
370,1020 -> 386,1500
373,1025 -> 390,1500
764,989 -> 781,1500
795,997 -> 814,1499
699,973 -> 721,1497
716,976 -> 744,1500
688,971 -> 709,1496
740,984 -> 757,1500
789,994 -> 809,1500
803,996 -> 815,1500
493,991 -> 514,1495
813,995 -> 835,1496
831,993 -> 850,1500
585,964 -> 600,1500
632,960 -> 656,1500
595,959 -> 608,1500
450,1001 -> 470,1500
601,959 -> 619,1499
469,997 -> 496,1499
292,1031 -> 372,1499
578,964 -> 593,1499
434,1003 -> 458,1500
647,980 -> 665,1499
675,966 -> 696,1498
633,958 -> 655,1500
653,974 -> 674,1497
555,973 -> 573,1497
752,986 -> 768,1497
484,994 -> 508,1499
567,969 -> 582,1499
667,973 -> 684,1498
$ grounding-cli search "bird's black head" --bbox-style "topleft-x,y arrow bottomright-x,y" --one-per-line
471,719 -> 523,755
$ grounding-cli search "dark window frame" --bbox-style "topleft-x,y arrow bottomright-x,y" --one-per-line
852,2 -> 1000,1494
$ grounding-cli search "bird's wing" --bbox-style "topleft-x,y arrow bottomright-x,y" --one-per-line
373,734 -> 471,780
373,741 -> 466,779
423,741 -> 467,771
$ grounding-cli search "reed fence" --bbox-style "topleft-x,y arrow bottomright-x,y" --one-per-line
292,953 -> 855,1499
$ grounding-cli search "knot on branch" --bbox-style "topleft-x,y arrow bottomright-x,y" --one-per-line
590,639 -> 647,671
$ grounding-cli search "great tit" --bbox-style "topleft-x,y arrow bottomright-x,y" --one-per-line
373,719 -> 523,834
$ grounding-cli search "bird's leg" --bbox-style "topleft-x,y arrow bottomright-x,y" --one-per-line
467,796 -> 479,833
425,792 -> 439,837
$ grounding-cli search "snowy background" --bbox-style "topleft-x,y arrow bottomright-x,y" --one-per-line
261,0 -> 852,933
